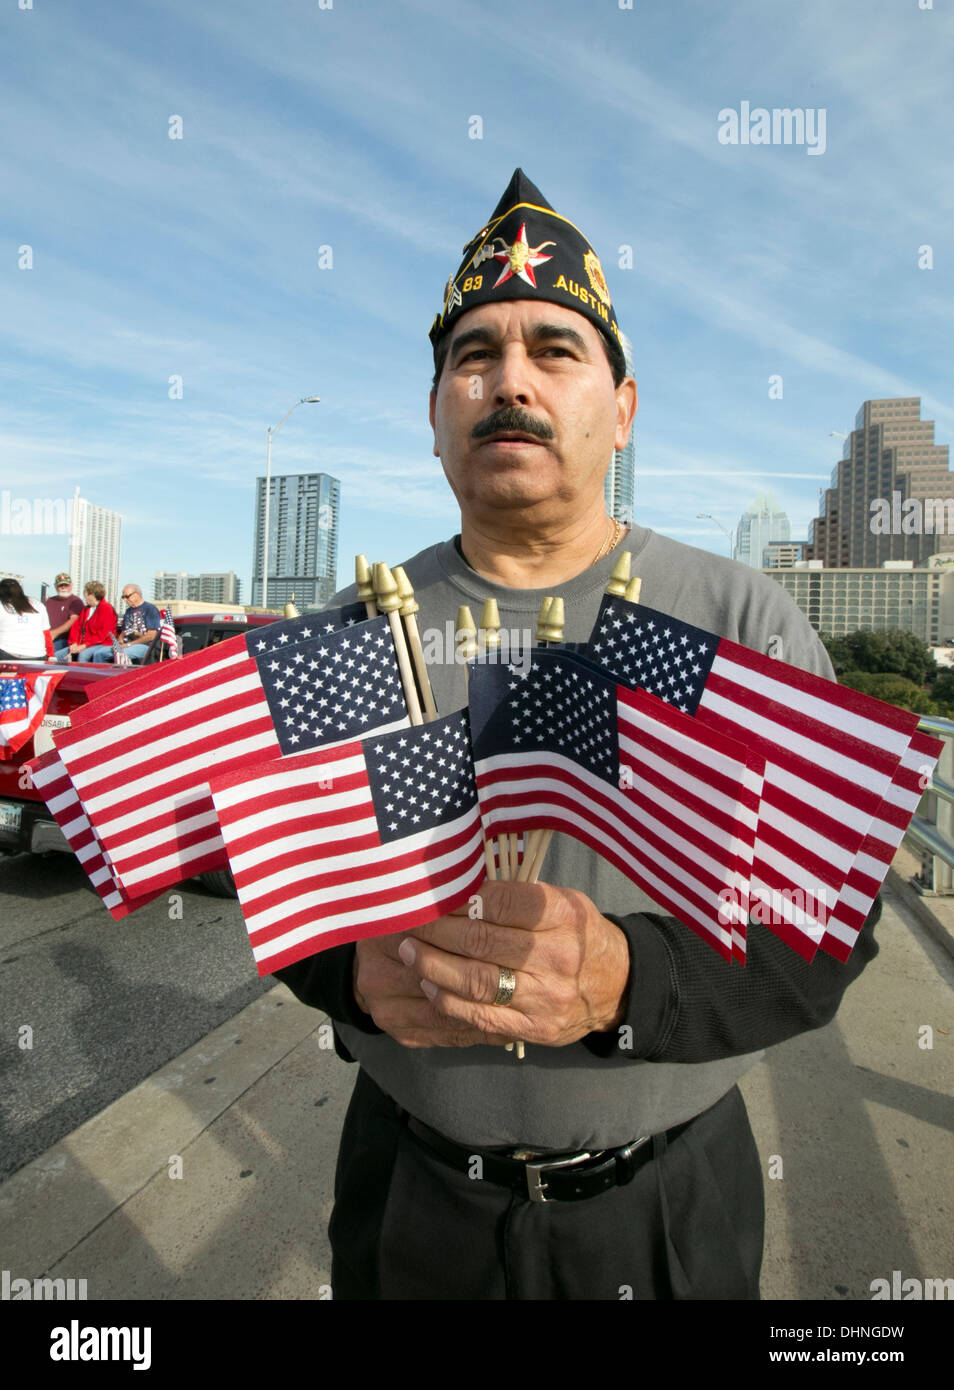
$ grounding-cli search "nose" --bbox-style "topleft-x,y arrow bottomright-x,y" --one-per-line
491,344 -> 533,407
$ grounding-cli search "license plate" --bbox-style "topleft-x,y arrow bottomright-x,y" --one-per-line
0,802 -> 22,833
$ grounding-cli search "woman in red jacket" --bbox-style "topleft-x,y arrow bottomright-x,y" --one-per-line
68,581 -> 119,662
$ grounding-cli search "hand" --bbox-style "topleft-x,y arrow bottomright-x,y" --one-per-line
353,929 -> 516,1049
397,880 -> 631,1049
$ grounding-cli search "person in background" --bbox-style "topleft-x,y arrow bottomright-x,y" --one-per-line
0,578 -> 54,661
66,581 -> 119,663
116,584 -> 160,663
44,573 -> 84,656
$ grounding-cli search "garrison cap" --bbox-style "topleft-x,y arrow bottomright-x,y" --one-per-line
429,168 -> 621,355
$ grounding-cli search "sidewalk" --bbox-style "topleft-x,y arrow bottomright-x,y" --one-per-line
2,859 -> 952,1301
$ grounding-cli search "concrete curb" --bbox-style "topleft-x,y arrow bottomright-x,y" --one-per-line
0,983 -> 320,1276
885,867 -> 954,961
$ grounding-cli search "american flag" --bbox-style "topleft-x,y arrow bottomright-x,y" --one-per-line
26,748 -> 163,919
74,603 -> 369,725
819,729 -> 940,960
158,608 -> 179,660
53,616 -> 411,899
0,671 -> 64,759
583,596 -> 922,960
468,650 -> 766,962
208,710 -> 487,975
111,638 -> 131,668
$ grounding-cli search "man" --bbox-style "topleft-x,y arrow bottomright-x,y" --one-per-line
44,573 -> 84,656
116,584 -> 160,662
274,170 -> 879,1300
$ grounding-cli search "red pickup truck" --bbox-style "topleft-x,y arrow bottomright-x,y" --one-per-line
0,611 -> 278,890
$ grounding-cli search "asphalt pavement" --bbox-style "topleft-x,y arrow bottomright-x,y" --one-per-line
1,848 -> 952,1302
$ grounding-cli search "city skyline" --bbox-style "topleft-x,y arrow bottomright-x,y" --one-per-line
2,1 -> 951,599
251,471 -> 340,609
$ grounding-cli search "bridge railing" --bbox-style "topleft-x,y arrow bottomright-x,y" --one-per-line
907,715 -> 954,893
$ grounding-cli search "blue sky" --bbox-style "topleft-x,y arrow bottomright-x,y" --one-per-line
2,0 -> 951,601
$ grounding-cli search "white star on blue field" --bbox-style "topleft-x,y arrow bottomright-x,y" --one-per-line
2,0 -> 951,595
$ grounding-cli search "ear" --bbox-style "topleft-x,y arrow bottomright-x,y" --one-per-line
429,389 -> 440,458
614,376 -> 638,452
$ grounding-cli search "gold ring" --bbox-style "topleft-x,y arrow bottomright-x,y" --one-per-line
493,966 -> 516,1007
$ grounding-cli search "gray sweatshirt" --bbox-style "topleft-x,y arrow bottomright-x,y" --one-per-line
291,524 -> 863,1151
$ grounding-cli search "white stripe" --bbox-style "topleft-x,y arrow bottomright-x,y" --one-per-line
701,686 -> 898,797
477,753 -> 737,950
618,727 -> 759,834
210,750 -> 365,814
712,653 -> 913,756
238,810 -> 482,922
63,670 -> 265,775
252,828 -> 485,964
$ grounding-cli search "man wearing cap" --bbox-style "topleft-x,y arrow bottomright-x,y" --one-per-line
44,575 -> 84,656
275,170 -> 880,1301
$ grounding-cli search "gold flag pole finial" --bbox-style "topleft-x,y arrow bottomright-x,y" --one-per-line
373,562 -> 423,724
394,566 -> 438,720
535,596 -> 554,644
356,555 -> 376,616
606,551 -> 632,597
455,605 -> 479,663
624,576 -> 642,605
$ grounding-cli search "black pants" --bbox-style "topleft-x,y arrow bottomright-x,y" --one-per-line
329,1069 -> 764,1300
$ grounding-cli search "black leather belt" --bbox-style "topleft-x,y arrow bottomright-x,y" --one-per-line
403,1112 -> 693,1204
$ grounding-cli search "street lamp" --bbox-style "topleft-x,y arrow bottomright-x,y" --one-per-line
697,513 -> 734,558
262,396 -> 320,609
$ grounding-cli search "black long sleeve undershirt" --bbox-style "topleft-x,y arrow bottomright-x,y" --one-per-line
273,894 -> 880,1064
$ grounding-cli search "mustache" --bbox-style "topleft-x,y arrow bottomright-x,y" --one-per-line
471,406 -> 554,442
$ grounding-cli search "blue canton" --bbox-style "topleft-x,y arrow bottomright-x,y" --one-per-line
253,615 -> 406,754
245,602 -> 367,656
469,649 -> 619,786
587,597 -> 718,716
0,679 -> 28,710
367,710 -> 478,842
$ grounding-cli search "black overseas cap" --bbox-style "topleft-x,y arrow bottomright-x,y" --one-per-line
429,168 -> 621,356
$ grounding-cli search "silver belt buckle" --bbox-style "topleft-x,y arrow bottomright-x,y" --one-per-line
524,1150 -> 594,1204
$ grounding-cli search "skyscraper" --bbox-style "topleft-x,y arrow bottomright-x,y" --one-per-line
808,398 -> 952,567
67,487 -> 122,607
154,571 -> 242,604
733,493 -> 790,568
604,331 -> 635,523
251,472 -> 340,608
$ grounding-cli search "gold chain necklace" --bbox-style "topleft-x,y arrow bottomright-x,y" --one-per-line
590,517 -> 624,567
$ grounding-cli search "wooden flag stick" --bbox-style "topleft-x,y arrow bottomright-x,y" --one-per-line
521,596 -> 562,871
458,608 -> 497,882
373,563 -> 423,725
355,555 -> 377,618
394,566 -> 439,721
478,598 -> 515,881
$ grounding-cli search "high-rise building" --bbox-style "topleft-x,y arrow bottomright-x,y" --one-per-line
251,472 -> 340,609
154,571 -> 242,604
604,331 -> 635,523
67,487 -> 122,607
808,398 -> 953,568
733,493 -> 790,568
766,557 -> 954,646
763,541 -> 805,569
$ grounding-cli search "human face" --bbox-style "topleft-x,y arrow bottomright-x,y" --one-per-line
429,301 -> 636,525
121,587 -> 140,605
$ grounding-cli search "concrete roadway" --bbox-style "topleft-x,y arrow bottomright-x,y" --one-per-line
0,848 -> 951,1301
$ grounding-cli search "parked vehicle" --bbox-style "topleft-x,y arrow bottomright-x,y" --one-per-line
0,610 -> 280,894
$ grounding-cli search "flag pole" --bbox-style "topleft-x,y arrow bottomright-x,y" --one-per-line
394,567 -> 438,721
477,599 -> 516,880
355,555 -> 377,618
373,563 -> 423,725
457,606 -> 496,881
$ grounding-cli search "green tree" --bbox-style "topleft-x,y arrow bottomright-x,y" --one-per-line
837,669 -> 939,715
820,629 -> 936,685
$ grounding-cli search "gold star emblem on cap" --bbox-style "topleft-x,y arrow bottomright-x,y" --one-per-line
493,224 -> 556,289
